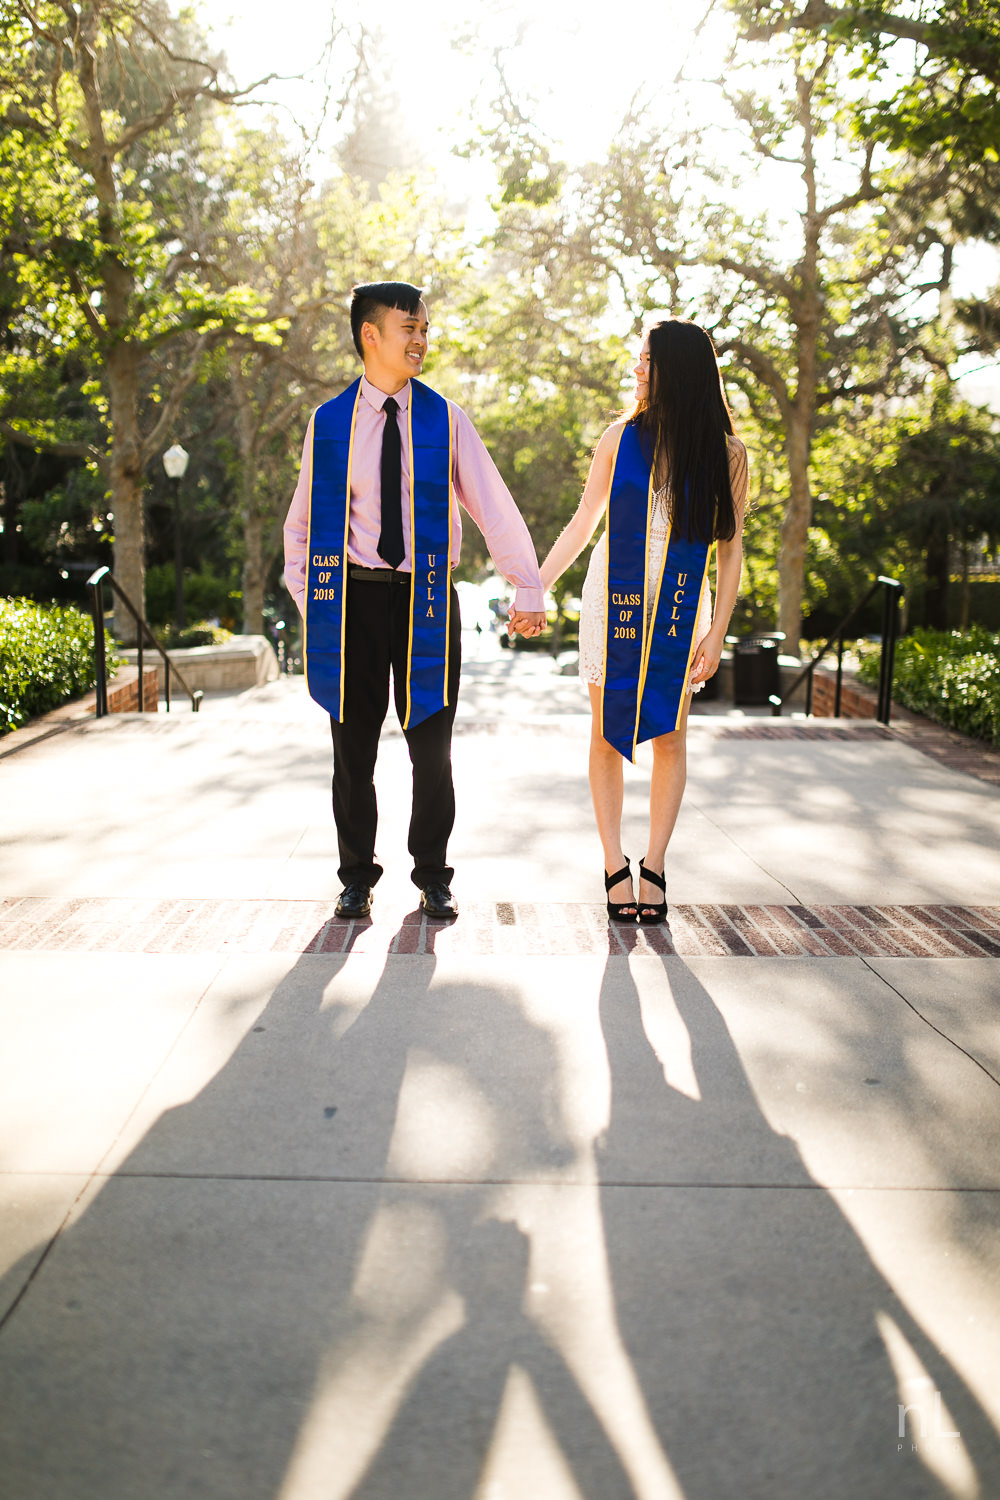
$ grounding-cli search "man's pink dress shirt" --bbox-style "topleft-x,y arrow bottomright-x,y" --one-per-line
283,375 -> 544,614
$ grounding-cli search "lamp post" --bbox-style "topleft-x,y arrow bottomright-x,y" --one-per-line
162,443 -> 189,631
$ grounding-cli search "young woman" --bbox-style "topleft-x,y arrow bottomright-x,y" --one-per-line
539,319 -> 749,923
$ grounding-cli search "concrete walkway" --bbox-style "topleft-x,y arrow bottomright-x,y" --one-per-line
1,629 -> 998,1499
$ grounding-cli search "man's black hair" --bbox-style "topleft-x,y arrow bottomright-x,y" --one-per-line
350,281 -> 424,359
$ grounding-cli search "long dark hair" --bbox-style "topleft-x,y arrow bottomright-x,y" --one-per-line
631,319 -> 739,543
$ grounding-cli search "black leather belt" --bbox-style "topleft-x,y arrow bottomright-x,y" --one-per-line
349,566 -> 409,583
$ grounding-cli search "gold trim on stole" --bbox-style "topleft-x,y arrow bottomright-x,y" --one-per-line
599,425 -> 627,745
401,390 -> 453,731
443,402 -> 454,708
675,548 -> 713,727
631,465 -> 659,761
302,405 -> 318,708
340,384 -> 362,720
303,385 -> 362,721
404,395 -> 416,730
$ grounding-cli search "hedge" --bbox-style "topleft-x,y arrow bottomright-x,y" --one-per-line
857,627 -> 1000,746
0,598 -> 113,736
155,621 -> 234,650
145,563 -> 241,631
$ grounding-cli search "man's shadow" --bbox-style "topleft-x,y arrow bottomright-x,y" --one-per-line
0,934 -> 619,1500
2,940 -> 999,1500
0,938 -> 437,1497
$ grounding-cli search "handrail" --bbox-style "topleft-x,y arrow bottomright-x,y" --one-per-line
87,566 -> 203,717
769,575 -> 904,725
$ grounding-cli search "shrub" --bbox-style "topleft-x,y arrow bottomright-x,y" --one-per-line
145,563 -> 241,630
857,627 -> 1000,746
0,598 -> 117,736
154,621 -> 234,650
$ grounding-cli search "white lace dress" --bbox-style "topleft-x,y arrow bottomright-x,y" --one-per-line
578,484 -> 712,689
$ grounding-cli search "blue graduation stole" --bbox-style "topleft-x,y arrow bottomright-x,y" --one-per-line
601,422 -> 712,761
304,377 -> 453,730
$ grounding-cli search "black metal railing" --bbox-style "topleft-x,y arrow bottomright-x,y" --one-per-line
769,576 -> 904,724
87,566 -> 203,717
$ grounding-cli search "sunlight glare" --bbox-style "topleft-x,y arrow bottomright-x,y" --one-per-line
387,1051 -> 499,1178
878,1311 -> 979,1500
630,953 -> 702,1101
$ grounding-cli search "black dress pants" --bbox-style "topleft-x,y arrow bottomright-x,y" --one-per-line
330,573 -> 461,889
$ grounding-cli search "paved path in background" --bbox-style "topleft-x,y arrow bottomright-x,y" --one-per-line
1,635 -> 999,1500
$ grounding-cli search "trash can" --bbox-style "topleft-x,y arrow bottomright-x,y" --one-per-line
730,634 -> 784,706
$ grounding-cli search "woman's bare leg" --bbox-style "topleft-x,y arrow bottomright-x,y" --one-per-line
587,683 -> 635,912
638,694 -> 691,915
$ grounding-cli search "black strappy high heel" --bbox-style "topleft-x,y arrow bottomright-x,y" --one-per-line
605,858 -> 637,923
638,862 -> 668,924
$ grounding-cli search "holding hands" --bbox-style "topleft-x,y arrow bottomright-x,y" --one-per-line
507,608 -> 547,639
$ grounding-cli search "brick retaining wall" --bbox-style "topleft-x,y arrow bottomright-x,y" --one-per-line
811,666 -> 878,719
107,665 -> 159,713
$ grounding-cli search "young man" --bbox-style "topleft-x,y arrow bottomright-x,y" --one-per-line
283,281 -> 546,920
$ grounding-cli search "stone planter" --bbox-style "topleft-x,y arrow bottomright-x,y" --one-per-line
119,635 -> 279,695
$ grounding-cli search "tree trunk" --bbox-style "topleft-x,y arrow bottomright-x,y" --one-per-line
923,530 -> 951,629
78,3 -> 146,644
107,342 -> 146,644
231,358 -> 265,636
776,64 -> 825,660
242,496 -> 265,636
1,478 -> 17,567
778,407 -> 812,653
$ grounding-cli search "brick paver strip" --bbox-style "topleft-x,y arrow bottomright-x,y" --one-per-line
959,929 -> 1000,957
715,724 -> 893,741
888,723 -> 1000,788
945,906 -> 998,933
743,906 -> 820,957
719,905 -> 782,957
706,717 -> 1000,789
4,897 -> 997,956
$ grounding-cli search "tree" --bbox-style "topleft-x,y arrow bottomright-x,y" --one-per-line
0,0 -> 305,639
0,10 -> 103,583
338,69 -> 421,191
175,126 -> 351,637
439,84 -> 630,628
731,0 -> 1000,318
733,0 -> 1000,161
821,387 -> 1000,629
0,0 -> 277,636
445,286 -> 626,621
185,125 -> 470,634
582,42 -> 958,646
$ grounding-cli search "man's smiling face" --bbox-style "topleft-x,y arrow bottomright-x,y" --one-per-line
363,301 -> 429,390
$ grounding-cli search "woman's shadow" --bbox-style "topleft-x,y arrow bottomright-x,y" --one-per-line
1,935 -> 998,1500
594,954 -> 1000,1499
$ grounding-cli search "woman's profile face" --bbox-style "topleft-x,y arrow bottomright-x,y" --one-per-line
633,336 -> 650,402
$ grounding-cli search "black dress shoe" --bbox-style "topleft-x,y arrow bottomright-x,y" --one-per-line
335,883 -> 373,919
419,882 -> 458,919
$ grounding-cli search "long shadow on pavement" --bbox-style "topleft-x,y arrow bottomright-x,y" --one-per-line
0,939 -> 998,1498
596,955 -> 1000,1499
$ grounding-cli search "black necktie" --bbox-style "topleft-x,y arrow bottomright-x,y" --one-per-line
377,396 -> 404,569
